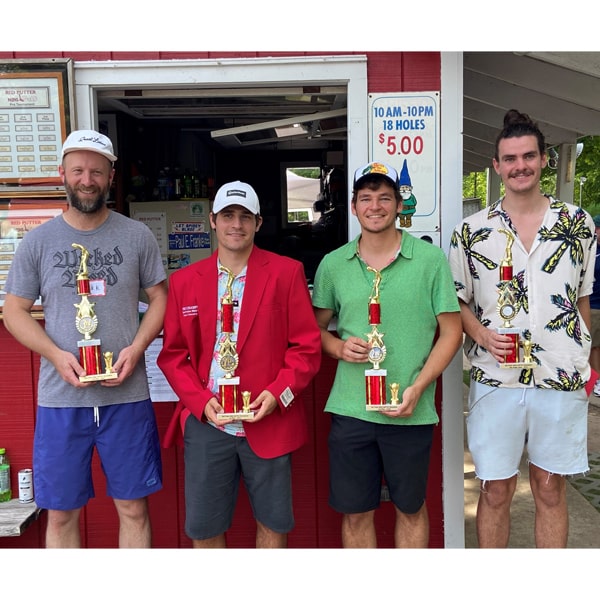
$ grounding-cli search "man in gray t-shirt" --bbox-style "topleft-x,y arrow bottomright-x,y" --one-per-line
3,129 -> 167,548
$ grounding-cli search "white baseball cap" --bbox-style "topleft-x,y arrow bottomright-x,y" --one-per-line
212,181 -> 260,215
61,129 -> 118,162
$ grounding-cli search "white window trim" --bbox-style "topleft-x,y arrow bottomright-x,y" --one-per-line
73,55 -> 368,239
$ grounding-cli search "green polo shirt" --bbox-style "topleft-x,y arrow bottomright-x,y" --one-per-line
312,231 -> 459,424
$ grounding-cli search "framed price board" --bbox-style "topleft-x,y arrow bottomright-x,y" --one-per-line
0,59 -> 74,190
368,91 -> 440,235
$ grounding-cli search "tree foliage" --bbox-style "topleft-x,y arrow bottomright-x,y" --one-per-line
462,171 -> 487,203
574,136 -> 600,217
462,136 -> 600,217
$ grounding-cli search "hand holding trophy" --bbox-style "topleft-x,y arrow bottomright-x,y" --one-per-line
496,229 -> 536,369
216,265 -> 254,420
72,243 -> 118,382
365,267 -> 400,411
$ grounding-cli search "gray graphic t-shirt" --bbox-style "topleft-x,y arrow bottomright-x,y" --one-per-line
5,211 -> 166,408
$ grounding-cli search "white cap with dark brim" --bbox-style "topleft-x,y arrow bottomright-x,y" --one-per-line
61,129 -> 118,162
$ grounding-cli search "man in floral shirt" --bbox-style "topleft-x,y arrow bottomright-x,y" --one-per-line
449,109 -> 596,548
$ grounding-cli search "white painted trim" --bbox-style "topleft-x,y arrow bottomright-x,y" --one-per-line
72,55 -> 369,242
440,51 -> 466,548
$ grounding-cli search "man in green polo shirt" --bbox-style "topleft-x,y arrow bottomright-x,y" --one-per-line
312,161 -> 462,548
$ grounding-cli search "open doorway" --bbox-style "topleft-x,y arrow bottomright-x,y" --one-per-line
75,56 -> 368,276
282,163 -> 321,227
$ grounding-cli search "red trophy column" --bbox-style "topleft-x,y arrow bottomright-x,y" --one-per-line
72,243 -> 117,382
216,266 -> 253,420
365,267 -> 393,411
218,299 -> 238,414
498,242 -> 519,364
496,228 -> 535,369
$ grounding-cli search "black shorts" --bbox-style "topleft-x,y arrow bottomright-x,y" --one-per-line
328,414 -> 434,514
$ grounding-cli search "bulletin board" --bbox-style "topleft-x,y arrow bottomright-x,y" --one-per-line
0,59 -> 74,189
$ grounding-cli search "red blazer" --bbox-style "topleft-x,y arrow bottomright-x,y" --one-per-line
158,246 -> 321,458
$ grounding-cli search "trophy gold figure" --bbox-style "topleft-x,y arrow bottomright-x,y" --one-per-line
216,265 -> 253,420
365,267 -> 399,411
496,229 -> 536,369
72,243 -> 118,382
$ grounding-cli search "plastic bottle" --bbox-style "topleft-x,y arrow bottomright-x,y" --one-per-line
193,171 -> 201,198
0,448 -> 11,502
183,170 -> 193,198
164,166 -> 174,200
157,170 -> 169,201
173,166 -> 183,199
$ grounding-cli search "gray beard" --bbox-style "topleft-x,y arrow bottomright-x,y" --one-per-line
65,183 -> 108,214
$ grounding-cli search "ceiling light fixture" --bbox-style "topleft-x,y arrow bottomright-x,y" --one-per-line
274,123 -> 307,138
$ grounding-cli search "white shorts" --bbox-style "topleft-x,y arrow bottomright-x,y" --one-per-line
467,381 -> 589,480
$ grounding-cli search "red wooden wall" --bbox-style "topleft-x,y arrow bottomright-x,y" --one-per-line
0,51 -> 443,548
0,325 -> 445,549
0,51 -> 440,81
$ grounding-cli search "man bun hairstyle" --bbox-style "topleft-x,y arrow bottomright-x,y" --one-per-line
494,109 -> 546,160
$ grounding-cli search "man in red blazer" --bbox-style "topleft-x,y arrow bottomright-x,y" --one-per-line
158,180 -> 321,548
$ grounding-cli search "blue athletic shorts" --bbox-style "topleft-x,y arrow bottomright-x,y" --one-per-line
33,400 -> 162,511
328,414 -> 434,515
183,414 -> 294,540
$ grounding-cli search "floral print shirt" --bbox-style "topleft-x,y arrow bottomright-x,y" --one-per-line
448,195 -> 596,390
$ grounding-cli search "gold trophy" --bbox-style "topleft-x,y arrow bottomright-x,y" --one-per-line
365,267 -> 399,411
496,229 -> 536,369
216,265 -> 253,420
72,243 -> 118,382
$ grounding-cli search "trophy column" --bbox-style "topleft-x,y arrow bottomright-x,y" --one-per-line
216,266 -> 254,421
365,267 -> 399,411
72,243 -> 118,382
496,229 -> 536,369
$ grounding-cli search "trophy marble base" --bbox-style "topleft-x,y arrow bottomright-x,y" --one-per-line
499,361 -> 537,369
366,403 -> 401,412
79,371 -> 119,382
216,411 -> 255,421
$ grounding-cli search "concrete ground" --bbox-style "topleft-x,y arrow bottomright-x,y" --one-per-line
463,386 -> 600,548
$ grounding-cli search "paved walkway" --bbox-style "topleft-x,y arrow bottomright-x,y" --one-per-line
570,451 -> 600,513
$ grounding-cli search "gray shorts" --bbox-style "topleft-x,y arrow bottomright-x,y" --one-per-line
183,415 -> 294,540
467,382 -> 589,480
